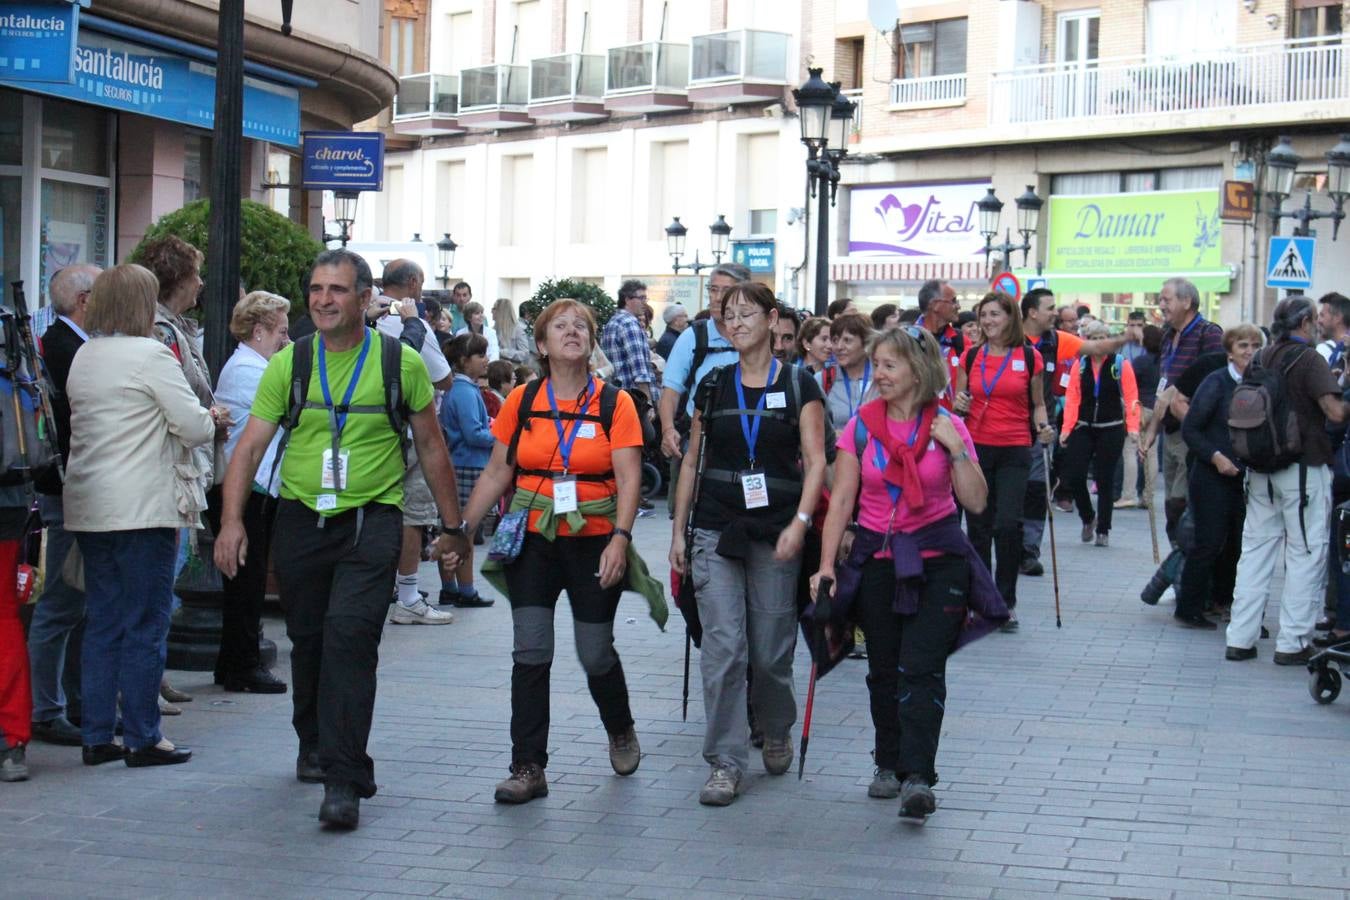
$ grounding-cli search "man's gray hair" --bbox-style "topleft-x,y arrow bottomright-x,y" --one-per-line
916,279 -> 946,313
708,262 -> 752,283
381,258 -> 423,289
312,248 -> 374,296
1163,277 -> 1200,312
49,264 -> 99,315
1271,295 -> 1316,339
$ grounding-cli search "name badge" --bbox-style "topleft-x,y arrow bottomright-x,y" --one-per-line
765,392 -> 787,410
316,494 -> 337,512
1060,371 -> 1072,389
1045,361 -> 1055,373
1012,358 -> 1026,372
741,469 -> 770,509
553,475 -> 579,514
576,423 -> 597,439
1157,375 -> 1169,392
320,448 -> 350,491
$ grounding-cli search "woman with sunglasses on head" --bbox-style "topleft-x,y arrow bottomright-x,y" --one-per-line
670,281 -> 827,807
953,292 -> 1054,631
812,325 -> 997,819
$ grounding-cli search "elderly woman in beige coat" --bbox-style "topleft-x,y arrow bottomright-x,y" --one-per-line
64,264 -> 221,768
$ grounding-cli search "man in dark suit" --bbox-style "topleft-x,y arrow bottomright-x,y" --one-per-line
26,264 -> 98,747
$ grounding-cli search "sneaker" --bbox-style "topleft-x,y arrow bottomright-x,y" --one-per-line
1094,533 -> 1109,547
899,775 -> 936,818
1020,557 -> 1044,576
761,735 -> 793,776
608,727 -> 641,776
0,744 -> 28,783
494,762 -> 548,804
698,766 -> 741,806
1273,646 -> 1315,666
868,767 -> 900,799
999,612 -> 1019,633
1113,498 -> 1138,509
636,505 -> 657,518
1080,520 -> 1096,542
1054,498 -> 1073,513
389,599 -> 453,625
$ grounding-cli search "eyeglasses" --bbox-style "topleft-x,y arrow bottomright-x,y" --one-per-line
707,284 -> 728,297
721,308 -> 764,324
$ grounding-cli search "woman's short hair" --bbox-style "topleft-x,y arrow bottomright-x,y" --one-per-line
829,311 -> 873,343
870,303 -> 898,330
463,300 -> 484,321
868,326 -> 949,403
532,299 -> 597,377
87,264 -> 159,338
718,281 -> 776,318
797,316 -> 829,356
136,234 -> 202,305
1079,319 -> 1111,341
229,291 -> 290,343
445,332 -> 489,371
1223,323 -> 1263,353
974,291 -> 1025,347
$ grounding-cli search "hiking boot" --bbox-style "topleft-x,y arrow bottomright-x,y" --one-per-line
1020,557 -> 1044,576
1225,645 -> 1257,661
899,775 -> 936,819
389,599 -> 453,625
868,767 -> 900,799
318,783 -> 360,829
0,744 -> 28,783
1273,646 -> 1315,666
1080,520 -> 1095,542
698,766 -> 741,806
608,727 -> 641,776
761,735 -> 793,776
296,751 -> 325,784
494,762 -> 548,804
1094,533 -> 1109,547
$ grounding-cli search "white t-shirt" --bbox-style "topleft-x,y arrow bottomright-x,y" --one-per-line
375,297 -> 451,384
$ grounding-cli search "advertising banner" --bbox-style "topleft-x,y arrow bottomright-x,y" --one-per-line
847,181 -> 991,257
302,132 -> 386,191
0,2 -> 80,84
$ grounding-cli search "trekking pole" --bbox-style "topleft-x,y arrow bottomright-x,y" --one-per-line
798,576 -> 832,780
681,630 -> 691,722
0,313 -> 29,475
1042,443 -> 1062,628
11,281 -> 64,482
1143,442 -> 1161,565
679,387 -> 715,721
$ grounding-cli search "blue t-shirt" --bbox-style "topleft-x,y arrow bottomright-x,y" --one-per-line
662,319 -> 737,416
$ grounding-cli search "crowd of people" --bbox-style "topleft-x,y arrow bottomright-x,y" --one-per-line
3,243 -> 1348,836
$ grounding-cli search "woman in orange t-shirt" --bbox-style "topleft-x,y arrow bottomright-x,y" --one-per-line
459,299 -> 644,805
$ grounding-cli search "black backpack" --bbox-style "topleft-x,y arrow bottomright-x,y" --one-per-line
1228,343 -> 1308,474
505,377 -> 623,482
674,320 -> 739,436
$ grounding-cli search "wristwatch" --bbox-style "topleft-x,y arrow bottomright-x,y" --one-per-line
610,526 -> 633,542
795,511 -> 812,527
441,521 -> 468,538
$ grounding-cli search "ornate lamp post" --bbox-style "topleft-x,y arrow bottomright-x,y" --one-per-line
794,67 -> 854,317
1264,134 -> 1350,239
666,215 -> 733,274
977,185 -> 1043,274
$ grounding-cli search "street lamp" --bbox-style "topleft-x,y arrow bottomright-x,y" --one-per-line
1264,134 -> 1349,240
666,215 -> 733,274
436,233 -> 457,288
794,67 -> 854,317
324,190 -> 359,247
977,184 -> 1043,273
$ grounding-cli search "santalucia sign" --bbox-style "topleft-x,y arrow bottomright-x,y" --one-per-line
1047,189 -> 1223,275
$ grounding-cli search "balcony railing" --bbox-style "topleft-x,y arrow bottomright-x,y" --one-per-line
606,41 -> 689,94
460,64 -> 528,110
990,36 -> 1347,125
690,29 -> 789,83
842,87 -> 863,139
394,73 -> 459,119
530,53 -> 605,103
888,72 -> 967,107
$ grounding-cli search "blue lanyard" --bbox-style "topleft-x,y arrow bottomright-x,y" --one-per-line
870,418 -> 920,506
840,360 -> 871,418
1332,342 -> 1344,368
546,376 -> 595,474
1162,314 -> 1203,373
978,346 -> 1014,399
735,359 -> 778,466
317,330 -> 372,437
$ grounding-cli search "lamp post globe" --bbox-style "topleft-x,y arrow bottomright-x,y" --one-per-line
1326,134 -> 1350,203
793,67 -> 835,152
1263,135 -> 1300,202
665,217 -> 688,260
976,187 -> 1003,241
829,89 -> 856,156
710,214 -> 732,261
1014,184 -> 1043,237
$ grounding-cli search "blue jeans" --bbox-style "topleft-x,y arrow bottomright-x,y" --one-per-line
78,529 -> 176,751
26,495 -> 86,721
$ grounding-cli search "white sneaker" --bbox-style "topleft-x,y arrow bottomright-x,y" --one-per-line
390,599 -> 454,625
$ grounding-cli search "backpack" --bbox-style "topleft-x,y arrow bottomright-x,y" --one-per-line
505,377 -> 623,482
963,342 -> 1038,438
1228,343 -> 1309,473
675,320 -> 738,435
0,367 -> 56,487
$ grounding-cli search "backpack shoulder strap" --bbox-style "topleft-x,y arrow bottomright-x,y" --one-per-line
785,365 -> 801,426
506,377 -> 546,469
853,415 -> 868,458
378,332 -> 409,444
963,345 -> 978,378
684,320 -> 710,396
822,364 -> 836,395
285,335 -> 315,429
597,380 -> 620,440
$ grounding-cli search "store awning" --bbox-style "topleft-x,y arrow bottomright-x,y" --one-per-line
1012,269 -> 1235,294
832,259 -> 988,283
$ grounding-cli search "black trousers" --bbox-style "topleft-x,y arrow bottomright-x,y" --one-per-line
1176,464 -> 1245,620
272,499 -> 401,797
968,444 -> 1030,609
502,532 -> 632,769
205,487 -> 274,679
855,555 -> 967,785
1062,425 -> 1126,535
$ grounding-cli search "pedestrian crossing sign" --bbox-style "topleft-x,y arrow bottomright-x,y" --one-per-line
1266,236 -> 1315,290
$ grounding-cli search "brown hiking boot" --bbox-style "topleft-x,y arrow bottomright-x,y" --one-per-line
608,727 -> 641,776
494,762 -> 548,804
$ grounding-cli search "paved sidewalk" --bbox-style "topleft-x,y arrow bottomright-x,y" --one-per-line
4,501 -> 1349,900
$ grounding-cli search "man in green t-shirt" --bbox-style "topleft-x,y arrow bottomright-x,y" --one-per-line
215,248 -> 470,831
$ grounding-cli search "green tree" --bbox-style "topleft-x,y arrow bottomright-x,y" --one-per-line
130,199 -> 323,313
520,278 -> 617,336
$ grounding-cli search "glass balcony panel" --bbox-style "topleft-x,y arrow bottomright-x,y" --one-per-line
606,42 -> 689,93
531,54 -> 606,102
395,74 -> 458,118
745,31 -> 788,80
692,32 -> 742,81
461,65 -> 528,108
655,44 -> 689,90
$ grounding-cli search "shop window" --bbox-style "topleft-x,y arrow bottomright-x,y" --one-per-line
1158,166 -> 1222,190
0,90 -> 21,166
40,97 -> 108,177
184,131 -> 213,203
899,19 -> 967,79
1050,171 -> 1120,195
41,180 -> 110,290
0,177 -> 20,293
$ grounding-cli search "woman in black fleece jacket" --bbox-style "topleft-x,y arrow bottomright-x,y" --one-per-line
1175,325 -> 1263,627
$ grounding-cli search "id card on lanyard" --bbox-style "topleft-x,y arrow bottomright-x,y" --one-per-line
315,331 -> 372,510
547,377 -> 595,515
736,359 -> 778,509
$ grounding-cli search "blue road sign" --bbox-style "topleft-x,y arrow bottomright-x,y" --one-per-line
302,132 -> 385,192
1266,236 -> 1315,290
1026,277 -> 1048,293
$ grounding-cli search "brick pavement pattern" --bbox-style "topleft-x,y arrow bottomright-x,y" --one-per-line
3,501 -> 1346,899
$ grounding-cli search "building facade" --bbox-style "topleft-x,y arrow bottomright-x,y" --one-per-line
0,0 -> 395,304
810,0 -> 1349,326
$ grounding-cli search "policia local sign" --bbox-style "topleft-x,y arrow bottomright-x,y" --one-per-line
1038,189 -> 1229,293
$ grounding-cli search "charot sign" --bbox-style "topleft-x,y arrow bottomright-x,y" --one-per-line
847,182 -> 992,258
301,132 -> 386,192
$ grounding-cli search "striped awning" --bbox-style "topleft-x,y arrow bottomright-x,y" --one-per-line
831,259 -> 989,283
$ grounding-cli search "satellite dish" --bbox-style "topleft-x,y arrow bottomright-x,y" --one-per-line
868,0 -> 898,33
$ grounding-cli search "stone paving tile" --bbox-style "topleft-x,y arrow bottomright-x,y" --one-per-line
7,501 -> 1350,899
